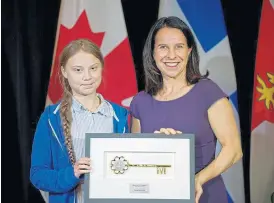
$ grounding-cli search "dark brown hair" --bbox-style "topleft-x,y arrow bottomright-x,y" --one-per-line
142,16 -> 208,95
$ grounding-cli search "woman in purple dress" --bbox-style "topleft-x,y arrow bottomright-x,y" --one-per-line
130,16 -> 243,203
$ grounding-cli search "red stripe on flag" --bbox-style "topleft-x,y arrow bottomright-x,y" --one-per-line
98,37 -> 138,106
251,0 -> 274,130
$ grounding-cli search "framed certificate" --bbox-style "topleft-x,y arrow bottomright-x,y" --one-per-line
84,133 -> 195,203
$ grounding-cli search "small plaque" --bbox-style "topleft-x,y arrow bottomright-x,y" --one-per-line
129,184 -> 149,194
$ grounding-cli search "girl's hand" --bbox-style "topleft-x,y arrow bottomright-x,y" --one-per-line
74,157 -> 91,178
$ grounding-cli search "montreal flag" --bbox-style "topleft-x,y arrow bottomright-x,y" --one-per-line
158,0 -> 245,203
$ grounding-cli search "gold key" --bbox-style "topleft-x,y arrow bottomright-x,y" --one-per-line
110,156 -> 171,175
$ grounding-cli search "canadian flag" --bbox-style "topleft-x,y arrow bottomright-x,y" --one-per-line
46,0 -> 138,108
250,0 -> 274,203
42,0 -> 138,201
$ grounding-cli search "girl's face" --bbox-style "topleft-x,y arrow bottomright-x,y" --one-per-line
62,51 -> 103,97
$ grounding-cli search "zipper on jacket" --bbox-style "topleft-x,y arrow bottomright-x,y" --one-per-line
48,119 -> 64,151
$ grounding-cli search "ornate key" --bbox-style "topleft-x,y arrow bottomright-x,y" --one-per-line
110,156 -> 171,174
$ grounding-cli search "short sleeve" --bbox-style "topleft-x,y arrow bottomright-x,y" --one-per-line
201,79 -> 228,110
129,92 -> 144,119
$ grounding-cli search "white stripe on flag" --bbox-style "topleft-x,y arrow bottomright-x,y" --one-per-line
158,1 -> 245,202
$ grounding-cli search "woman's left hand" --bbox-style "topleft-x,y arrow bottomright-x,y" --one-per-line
195,175 -> 203,203
154,128 -> 182,135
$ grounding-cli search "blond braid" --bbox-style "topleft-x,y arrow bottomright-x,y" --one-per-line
60,90 -> 75,165
59,89 -> 83,200
58,38 -> 105,201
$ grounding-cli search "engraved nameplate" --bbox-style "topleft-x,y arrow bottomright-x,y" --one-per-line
129,184 -> 149,194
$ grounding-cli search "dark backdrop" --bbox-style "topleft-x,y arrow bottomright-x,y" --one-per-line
2,0 -> 262,202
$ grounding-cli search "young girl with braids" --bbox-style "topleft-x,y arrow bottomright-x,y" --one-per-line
30,39 -> 129,203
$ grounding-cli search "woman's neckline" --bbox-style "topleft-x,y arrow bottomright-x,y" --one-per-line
151,80 -> 201,103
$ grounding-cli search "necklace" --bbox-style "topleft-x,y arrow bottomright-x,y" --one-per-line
88,96 -> 101,112
73,95 -> 101,112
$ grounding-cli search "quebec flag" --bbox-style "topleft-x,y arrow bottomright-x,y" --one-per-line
159,1 -> 245,203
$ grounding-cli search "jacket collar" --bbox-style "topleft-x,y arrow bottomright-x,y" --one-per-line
52,101 -> 120,122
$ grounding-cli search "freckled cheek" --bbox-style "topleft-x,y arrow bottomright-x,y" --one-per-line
67,73 -> 83,85
93,73 -> 103,86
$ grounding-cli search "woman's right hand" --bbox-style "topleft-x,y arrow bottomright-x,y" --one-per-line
154,128 -> 182,135
74,157 -> 91,178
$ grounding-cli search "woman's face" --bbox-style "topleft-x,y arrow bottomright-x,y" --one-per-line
61,51 -> 103,97
153,27 -> 192,79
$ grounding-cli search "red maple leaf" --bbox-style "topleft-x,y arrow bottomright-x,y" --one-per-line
47,10 -> 138,107
98,37 -> 138,106
48,11 -> 105,103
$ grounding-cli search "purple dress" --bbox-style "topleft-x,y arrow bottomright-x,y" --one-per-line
130,79 -> 228,203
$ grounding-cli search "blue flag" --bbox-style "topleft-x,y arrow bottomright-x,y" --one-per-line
159,1 -> 245,202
